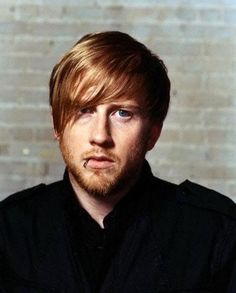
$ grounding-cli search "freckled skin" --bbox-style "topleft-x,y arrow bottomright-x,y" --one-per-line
58,98 -> 161,198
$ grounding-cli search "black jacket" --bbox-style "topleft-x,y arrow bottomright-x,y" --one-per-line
0,165 -> 236,292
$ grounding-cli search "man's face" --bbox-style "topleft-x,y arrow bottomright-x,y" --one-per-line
58,97 -> 160,198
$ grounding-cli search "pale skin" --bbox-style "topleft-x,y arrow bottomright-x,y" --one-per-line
56,97 -> 162,228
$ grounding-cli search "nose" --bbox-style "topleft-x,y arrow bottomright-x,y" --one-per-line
89,113 -> 113,147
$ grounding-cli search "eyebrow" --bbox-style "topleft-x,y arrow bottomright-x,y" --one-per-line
109,102 -> 142,111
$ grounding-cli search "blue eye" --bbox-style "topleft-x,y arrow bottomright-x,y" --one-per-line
117,109 -> 131,118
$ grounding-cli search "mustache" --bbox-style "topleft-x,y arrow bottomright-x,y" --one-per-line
82,150 -> 119,162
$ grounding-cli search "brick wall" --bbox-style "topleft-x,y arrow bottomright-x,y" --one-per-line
0,0 -> 235,201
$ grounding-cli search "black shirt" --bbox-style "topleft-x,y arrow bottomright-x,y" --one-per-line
1,162 -> 236,292
64,170 -> 145,292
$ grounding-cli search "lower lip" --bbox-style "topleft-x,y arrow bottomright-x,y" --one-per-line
85,159 -> 114,169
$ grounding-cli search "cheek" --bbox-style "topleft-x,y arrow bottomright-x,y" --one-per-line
117,128 -> 149,155
59,131 -> 77,155
62,126 -> 82,145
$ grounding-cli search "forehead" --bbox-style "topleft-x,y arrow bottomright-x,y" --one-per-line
72,82 -> 147,108
69,60 -> 149,107
106,95 -> 145,106
97,98 -> 148,113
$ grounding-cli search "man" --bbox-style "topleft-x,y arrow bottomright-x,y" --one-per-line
0,31 -> 236,292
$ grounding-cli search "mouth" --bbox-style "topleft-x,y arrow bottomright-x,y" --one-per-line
83,156 -> 115,169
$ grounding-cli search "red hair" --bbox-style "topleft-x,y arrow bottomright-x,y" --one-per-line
49,31 -> 170,134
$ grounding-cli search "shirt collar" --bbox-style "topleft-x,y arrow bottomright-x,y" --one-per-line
63,159 -> 154,231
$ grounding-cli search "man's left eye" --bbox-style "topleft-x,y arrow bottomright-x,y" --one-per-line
117,109 -> 132,118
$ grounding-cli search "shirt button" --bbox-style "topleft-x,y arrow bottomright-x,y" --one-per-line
97,246 -> 104,250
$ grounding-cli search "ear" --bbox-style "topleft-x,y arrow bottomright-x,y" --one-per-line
147,123 -> 163,151
50,107 -> 60,141
53,129 -> 60,141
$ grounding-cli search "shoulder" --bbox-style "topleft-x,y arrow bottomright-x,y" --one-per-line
0,180 -> 64,214
177,180 -> 236,220
149,175 -> 236,221
149,176 -> 236,254
0,184 -> 46,207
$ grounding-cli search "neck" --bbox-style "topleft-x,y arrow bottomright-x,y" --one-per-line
68,173 -> 137,228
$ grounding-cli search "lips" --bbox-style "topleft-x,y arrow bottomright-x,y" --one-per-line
84,156 -> 115,169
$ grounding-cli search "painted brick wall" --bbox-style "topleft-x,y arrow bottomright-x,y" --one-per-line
0,0 -> 235,201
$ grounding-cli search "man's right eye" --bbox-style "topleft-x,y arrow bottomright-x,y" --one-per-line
79,108 -> 93,114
